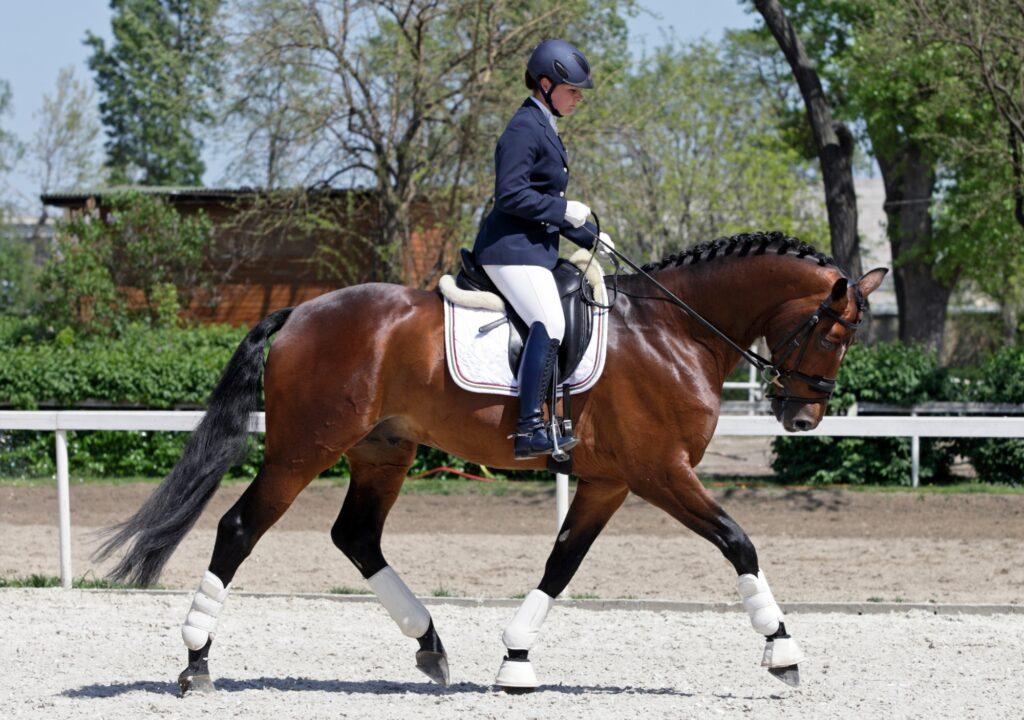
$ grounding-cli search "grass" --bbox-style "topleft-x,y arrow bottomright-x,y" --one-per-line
0,573 -> 142,589
328,585 -> 366,595
431,586 -> 455,597
570,592 -> 599,600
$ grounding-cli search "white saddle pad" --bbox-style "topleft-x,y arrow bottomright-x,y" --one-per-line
440,250 -> 610,397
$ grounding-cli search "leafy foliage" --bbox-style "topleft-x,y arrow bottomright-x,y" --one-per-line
574,39 -> 829,261
0,228 -> 39,316
0,79 -> 24,193
86,0 -> 224,185
952,346 -> 1024,484
38,192 -> 215,335
771,343 -> 954,485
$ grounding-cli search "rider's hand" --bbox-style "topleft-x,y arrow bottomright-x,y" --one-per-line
563,200 -> 591,228
598,231 -> 614,253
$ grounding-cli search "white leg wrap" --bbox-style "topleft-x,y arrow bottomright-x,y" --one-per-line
502,589 -> 555,650
737,570 -> 784,636
367,566 -> 431,639
182,571 -> 230,651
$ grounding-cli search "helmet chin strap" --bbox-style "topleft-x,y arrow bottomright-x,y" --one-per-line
539,84 -> 563,118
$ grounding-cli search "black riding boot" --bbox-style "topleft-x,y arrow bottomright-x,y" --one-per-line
513,322 -> 577,459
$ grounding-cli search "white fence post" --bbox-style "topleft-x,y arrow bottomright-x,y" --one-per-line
54,430 -> 72,589
555,472 -> 569,532
747,359 -> 757,413
911,411 -> 920,488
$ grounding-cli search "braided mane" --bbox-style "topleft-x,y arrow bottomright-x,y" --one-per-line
639,230 -> 836,274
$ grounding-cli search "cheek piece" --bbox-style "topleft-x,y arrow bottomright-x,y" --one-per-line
182,570 -> 230,651
367,566 -> 432,638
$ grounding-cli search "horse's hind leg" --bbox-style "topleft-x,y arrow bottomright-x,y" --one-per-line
176,458 -> 336,694
633,461 -> 805,686
331,426 -> 450,687
496,478 -> 629,693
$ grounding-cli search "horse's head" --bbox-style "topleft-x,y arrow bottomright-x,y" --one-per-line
765,268 -> 887,432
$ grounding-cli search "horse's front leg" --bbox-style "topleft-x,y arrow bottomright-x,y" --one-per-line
496,478 -> 629,693
633,460 -> 805,686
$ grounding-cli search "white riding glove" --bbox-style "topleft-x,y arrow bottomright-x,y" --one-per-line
597,231 -> 614,253
563,200 -> 591,228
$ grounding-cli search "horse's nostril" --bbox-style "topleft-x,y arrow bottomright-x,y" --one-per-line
793,419 -> 812,431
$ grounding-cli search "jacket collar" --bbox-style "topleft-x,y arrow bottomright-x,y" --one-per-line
522,97 -> 568,166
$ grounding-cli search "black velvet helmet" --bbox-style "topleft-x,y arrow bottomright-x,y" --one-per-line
526,39 -> 593,116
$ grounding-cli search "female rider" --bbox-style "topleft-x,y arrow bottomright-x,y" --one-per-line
472,39 -> 613,460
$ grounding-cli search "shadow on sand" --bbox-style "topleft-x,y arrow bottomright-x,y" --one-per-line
62,676 -> 694,698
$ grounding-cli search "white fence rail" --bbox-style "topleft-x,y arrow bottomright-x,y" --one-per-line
4,410 -> 1024,589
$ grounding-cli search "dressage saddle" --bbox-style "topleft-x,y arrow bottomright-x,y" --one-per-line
454,248 -> 595,380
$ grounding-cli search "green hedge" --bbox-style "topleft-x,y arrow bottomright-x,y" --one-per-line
4,318 -> 1020,484
0,319 -> 489,480
771,343 -> 957,485
951,346 -> 1024,484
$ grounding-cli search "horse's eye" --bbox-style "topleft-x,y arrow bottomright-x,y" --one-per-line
819,337 -> 837,351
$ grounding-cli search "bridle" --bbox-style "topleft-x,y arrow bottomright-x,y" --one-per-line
576,216 -> 865,407
761,283 -> 866,407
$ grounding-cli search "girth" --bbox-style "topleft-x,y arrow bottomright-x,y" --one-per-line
454,248 -> 594,379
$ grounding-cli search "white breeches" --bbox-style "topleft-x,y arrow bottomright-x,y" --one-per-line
482,264 -> 565,342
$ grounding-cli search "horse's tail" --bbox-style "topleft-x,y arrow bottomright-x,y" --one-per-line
93,307 -> 294,587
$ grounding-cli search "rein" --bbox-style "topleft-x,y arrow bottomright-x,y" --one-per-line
578,217 -> 864,406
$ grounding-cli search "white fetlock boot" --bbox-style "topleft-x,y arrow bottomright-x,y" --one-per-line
495,589 -> 554,693
737,570 -> 806,686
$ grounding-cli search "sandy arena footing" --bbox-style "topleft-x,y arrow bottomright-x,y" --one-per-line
2,589 -> 1021,719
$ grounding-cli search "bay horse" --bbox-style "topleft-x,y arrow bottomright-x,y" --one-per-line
96,231 -> 886,694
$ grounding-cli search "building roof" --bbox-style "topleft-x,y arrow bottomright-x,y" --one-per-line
40,185 -> 358,207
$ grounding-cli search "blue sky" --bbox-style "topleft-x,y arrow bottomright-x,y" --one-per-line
0,1 -> 758,209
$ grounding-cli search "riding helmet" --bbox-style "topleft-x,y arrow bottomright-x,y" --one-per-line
526,39 -> 593,116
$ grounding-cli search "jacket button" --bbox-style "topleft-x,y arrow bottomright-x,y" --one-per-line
559,191 -> 564,197
563,167 -> 567,173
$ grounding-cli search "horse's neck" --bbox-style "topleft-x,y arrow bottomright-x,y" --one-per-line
647,256 -> 837,374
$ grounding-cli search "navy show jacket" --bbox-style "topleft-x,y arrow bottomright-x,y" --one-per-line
472,98 -> 598,268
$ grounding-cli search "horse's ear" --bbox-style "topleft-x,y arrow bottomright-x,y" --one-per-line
829,277 -> 848,303
856,267 -> 888,298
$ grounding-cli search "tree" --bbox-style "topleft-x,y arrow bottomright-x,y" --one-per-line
223,0 -> 635,287
740,0 -> 970,354
573,40 -> 830,260
0,79 -> 25,209
86,0 -> 225,185
751,0 -> 862,280
30,67 -> 104,227
902,0 -> 1024,232
39,192 -> 216,334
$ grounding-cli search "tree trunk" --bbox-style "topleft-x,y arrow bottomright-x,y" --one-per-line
876,141 -> 955,354
753,0 -> 862,278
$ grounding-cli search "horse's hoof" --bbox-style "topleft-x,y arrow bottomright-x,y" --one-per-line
495,655 -> 538,693
178,671 -> 215,696
500,685 -> 536,695
768,664 -> 800,687
415,649 -> 450,687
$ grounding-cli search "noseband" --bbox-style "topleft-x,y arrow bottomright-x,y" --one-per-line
763,284 -> 866,407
